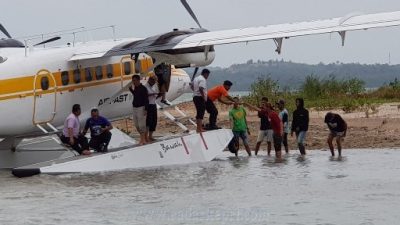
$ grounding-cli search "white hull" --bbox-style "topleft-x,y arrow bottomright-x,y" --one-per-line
12,129 -> 233,177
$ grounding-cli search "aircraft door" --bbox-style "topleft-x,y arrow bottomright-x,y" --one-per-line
120,56 -> 134,88
32,69 -> 57,125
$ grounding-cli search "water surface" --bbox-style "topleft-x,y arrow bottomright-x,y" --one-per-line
1,149 -> 399,225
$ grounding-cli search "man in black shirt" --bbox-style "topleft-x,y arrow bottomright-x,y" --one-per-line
255,97 -> 273,156
325,112 -> 347,157
129,75 -> 149,145
291,98 -> 309,156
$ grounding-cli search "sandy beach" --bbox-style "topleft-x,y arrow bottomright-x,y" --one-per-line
113,102 -> 400,151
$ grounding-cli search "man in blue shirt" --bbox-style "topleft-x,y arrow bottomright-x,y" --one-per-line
83,108 -> 113,152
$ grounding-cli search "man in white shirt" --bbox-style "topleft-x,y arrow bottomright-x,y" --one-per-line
192,69 -> 210,133
145,76 -> 159,141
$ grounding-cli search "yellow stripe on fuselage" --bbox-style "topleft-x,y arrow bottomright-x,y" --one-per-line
0,60 -> 187,101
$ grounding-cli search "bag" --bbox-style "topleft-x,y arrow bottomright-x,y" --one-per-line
228,136 -> 239,154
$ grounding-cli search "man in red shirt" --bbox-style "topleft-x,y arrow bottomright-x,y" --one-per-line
206,80 -> 235,130
245,102 -> 283,159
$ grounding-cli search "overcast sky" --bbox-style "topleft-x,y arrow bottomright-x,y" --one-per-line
2,0 -> 400,67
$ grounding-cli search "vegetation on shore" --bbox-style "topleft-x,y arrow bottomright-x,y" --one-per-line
243,75 -> 400,115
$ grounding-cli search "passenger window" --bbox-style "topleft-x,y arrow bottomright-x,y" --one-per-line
73,69 -> 81,84
41,76 -> 49,90
124,62 -> 131,75
85,68 -> 92,82
95,66 -> 103,80
106,64 -> 113,78
61,71 -> 69,86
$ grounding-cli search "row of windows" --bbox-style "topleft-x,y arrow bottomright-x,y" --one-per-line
40,62 -> 133,90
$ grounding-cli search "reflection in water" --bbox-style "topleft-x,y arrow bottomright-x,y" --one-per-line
1,150 -> 400,225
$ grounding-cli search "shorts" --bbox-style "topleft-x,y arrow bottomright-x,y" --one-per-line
296,131 -> 307,145
193,96 -> 206,120
257,129 -> 273,143
330,131 -> 345,138
133,106 -> 147,134
233,131 -> 249,146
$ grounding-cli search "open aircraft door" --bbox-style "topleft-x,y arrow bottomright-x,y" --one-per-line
32,69 -> 57,125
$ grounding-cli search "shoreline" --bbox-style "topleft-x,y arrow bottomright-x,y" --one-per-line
113,102 -> 400,151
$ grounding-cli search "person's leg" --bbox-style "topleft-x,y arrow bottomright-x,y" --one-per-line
138,107 -> 148,145
98,131 -> 112,152
327,133 -> 335,156
193,97 -> 206,133
241,132 -> 251,156
255,130 -> 264,156
147,104 -> 157,141
336,136 -> 342,157
283,133 -> 289,153
205,98 -> 218,128
77,135 -> 90,155
273,134 -> 282,159
297,131 -> 306,155
89,136 -> 100,152
266,130 -> 273,156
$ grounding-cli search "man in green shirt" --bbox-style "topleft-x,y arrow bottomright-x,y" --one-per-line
229,97 -> 251,156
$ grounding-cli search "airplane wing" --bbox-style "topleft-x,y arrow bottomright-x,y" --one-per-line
70,11 -> 400,61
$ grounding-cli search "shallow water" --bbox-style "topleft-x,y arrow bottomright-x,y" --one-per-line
1,149 -> 400,225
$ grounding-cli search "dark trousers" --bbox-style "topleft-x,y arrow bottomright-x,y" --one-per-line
205,98 -> 218,127
146,104 -> 158,132
60,135 -> 89,154
273,133 -> 282,152
89,131 -> 112,152
193,96 -> 206,119
282,133 -> 288,148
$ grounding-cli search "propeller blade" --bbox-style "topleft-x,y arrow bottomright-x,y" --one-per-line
33,36 -> 61,46
191,67 -> 199,82
180,0 -> 202,28
0,24 -> 12,38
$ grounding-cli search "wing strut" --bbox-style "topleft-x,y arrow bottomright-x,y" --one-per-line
338,31 -> 346,46
274,38 -> 283,54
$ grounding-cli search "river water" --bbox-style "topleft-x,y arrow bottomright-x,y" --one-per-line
1,149 -> 400,225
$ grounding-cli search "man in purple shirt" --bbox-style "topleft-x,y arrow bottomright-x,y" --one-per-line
82,108 -> 113,153
60,104 -> 90,155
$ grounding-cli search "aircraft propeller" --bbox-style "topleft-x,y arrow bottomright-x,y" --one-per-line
0,23 -> 12,39
180,0 -> 202,28
33,36 -> 61,46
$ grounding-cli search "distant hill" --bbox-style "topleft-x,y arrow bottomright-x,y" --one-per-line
186,60 -> 400,91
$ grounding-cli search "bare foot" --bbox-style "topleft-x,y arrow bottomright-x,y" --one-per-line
81,150 -> 91,155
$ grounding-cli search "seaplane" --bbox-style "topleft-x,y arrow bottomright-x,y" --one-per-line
2,1 -> 400,177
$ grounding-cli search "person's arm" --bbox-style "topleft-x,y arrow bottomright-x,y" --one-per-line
243,102 -> 261,112
282,113 -> 289,129
305,109 -> 310,130
218,96 -> 235,105
244,109 -> 250,135
291,111 -> 296,136
102,119 -> 113,133
199,87 -> 206,101
229,111 -> 234,129
82,119 -> 89,136
129,86 -> 134,94
143,87 -> 149,111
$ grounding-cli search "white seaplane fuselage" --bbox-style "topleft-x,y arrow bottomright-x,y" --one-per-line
0,39 -> 194,137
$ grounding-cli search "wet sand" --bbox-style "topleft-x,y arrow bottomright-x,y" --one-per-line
113,102 -> 400,150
